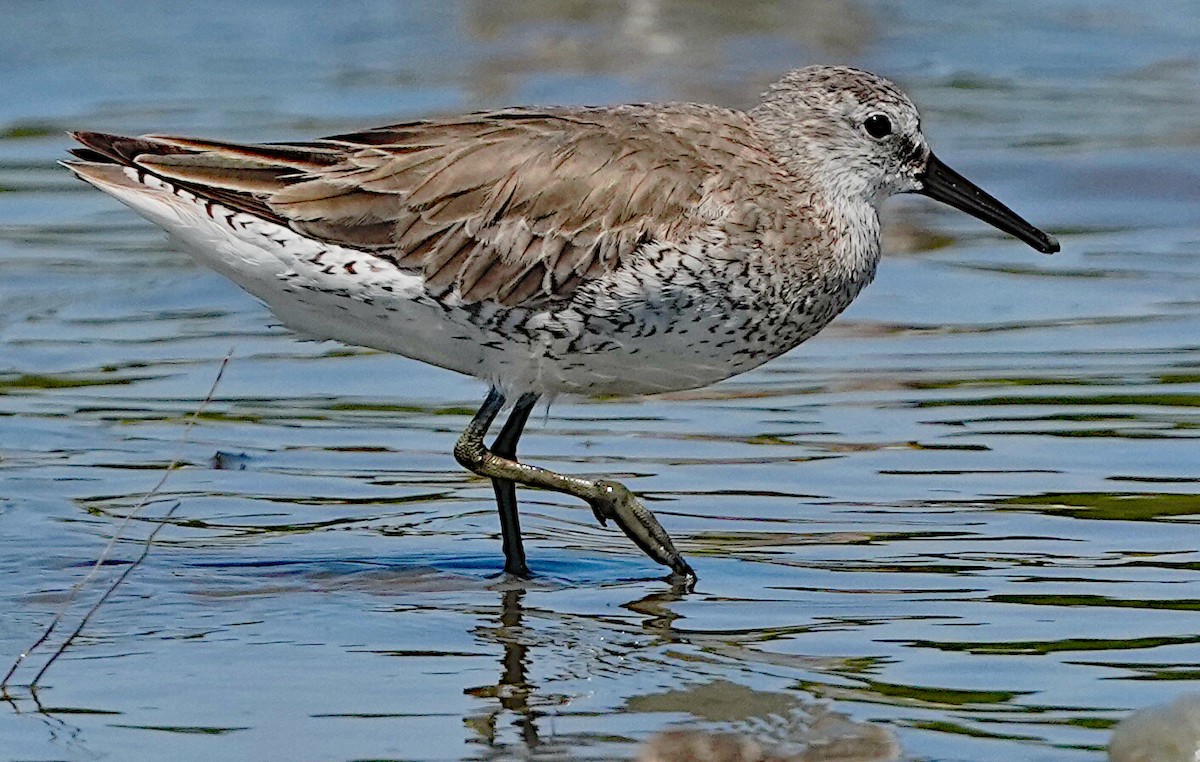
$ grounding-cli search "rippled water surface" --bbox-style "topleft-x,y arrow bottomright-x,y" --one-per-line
2,2 -> 1199,760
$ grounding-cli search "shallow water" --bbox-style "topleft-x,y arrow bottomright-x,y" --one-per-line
2,1 -> 1199,760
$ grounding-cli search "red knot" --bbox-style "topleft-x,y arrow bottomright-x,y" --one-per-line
65,65 -> 1058,581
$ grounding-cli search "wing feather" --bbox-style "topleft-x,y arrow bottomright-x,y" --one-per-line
68,106 -> 781,308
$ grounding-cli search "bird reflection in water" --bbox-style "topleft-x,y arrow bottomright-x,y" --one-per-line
462,581 -> 694,757
462,582 -> 901,761
463,588 -> 542,751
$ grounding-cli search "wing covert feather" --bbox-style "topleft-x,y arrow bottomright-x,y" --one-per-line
73,107 -> 784,308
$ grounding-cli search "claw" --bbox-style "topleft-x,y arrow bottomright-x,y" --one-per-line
591,504 -> 609,527
589,480 -> 696,579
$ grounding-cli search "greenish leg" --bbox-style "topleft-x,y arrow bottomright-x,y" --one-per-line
455,388 -> 696,581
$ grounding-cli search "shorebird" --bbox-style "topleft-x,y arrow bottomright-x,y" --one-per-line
65,65 -> 1058,581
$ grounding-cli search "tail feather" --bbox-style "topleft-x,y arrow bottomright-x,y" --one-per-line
68,147 -> 115,163
69,131 -> 190,165
144,134 -> 341,170
136,153 -> 301,195
60,159 -> 141,189
65,130 -> 293,222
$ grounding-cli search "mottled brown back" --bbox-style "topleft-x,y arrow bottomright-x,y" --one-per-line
73,105 -> 785,307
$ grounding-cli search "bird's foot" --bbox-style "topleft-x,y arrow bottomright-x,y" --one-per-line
588,480 -> 696,581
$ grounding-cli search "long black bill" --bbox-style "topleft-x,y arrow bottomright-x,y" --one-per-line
918,152 -> 1059,254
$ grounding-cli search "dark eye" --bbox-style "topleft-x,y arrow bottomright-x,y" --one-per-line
863,113 -> 892,139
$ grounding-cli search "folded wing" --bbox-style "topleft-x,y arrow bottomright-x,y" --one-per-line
71,109 -> 735,308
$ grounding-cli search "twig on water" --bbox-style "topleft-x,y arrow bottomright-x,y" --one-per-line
30,501 -> 182,687
2,351 -> 233,693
